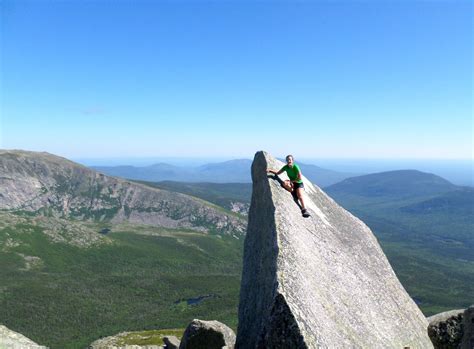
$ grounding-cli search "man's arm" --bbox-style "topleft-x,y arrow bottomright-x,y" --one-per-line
293,172 -> 302,182
267,166 -> 285,175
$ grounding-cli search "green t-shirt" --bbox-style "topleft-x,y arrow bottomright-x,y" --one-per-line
280,164 -> 303,183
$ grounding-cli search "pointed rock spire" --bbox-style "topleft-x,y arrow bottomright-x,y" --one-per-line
236,151 -> 432,348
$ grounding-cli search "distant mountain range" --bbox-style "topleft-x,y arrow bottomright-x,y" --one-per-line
92,159 -> 357,187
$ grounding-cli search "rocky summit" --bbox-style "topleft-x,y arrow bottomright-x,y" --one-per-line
236,151 -> 432,348
0,150 -> 245,238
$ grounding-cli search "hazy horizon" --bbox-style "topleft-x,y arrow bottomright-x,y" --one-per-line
69,154 -> 473,187
71,153 -> 473,165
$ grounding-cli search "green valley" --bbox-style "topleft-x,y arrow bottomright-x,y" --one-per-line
0,212 -> 243,348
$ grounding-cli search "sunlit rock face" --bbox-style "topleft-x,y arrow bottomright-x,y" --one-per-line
0,325 -> 47,349
236,151 -> 432,349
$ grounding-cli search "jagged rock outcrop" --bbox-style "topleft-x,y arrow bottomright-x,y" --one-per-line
179,319 -> 236,349
427,309 -> 464,348
462,306 -> 474,349
427,305 -> 474,349
0,150 -> 245,237
236,151 -> 433,348
0,325 -> 48,349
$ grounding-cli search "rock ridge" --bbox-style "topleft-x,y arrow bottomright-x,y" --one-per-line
236,151 -> 433,348
0,150 -> 245,237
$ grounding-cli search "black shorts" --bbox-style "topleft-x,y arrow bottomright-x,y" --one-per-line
293,181 -> 304,190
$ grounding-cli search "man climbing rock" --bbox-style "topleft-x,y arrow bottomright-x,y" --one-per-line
267,154 -> 310,218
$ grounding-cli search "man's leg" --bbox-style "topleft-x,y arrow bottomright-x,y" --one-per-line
296,187 -> 310,217
296,187 -> 306,210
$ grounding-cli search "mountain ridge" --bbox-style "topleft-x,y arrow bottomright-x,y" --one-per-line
0,150 -> 246,239
325,169 -> 458,199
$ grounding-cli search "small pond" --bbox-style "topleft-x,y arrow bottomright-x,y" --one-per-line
174,294 -> 217,306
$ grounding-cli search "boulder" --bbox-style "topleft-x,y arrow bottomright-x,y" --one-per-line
0,325 -> 48,349
235,151 -> 433,348
427,305 -> 474,349
461,305 -> 474,349
164,335 -> 180,349
427,309 -> 464,348
179,319 -> 235,349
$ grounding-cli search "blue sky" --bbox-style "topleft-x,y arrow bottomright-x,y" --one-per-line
1,0 -> 472,160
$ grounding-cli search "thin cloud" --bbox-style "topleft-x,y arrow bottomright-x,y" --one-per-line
79,107 -> 106,115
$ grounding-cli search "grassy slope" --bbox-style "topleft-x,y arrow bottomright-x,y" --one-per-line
0,220 -> 243,349
136,181 -> 252,211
